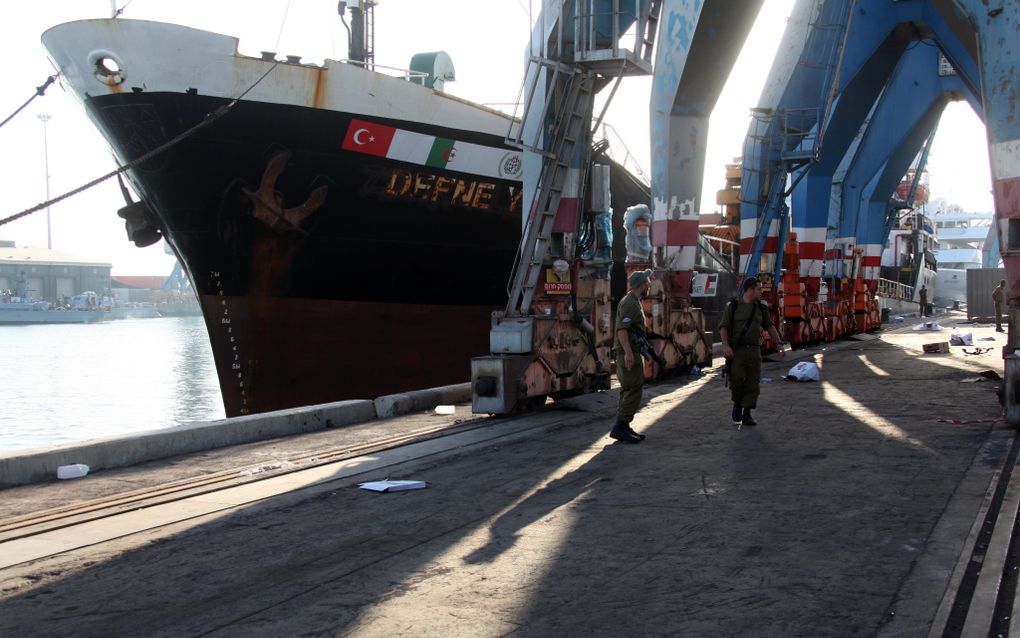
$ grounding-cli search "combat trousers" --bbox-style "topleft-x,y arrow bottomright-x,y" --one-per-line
730,345 -> 762,409
616,353 -> 645,424
997,303 -> 1004,330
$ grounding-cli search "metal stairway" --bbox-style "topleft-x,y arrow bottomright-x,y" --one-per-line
505,65 -> 596,315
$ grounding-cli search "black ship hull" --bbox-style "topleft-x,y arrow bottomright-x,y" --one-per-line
87,92 -> 523,415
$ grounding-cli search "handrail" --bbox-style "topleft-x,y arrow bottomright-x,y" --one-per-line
597,122 -> 650,186
339,59 -> 430,83
574,0 -> 647,61
703,235 -> 740,248
699,234 -> 739,274
876,278 -> 914,301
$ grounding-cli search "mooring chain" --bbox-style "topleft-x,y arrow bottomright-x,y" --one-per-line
0,62 -> 280,229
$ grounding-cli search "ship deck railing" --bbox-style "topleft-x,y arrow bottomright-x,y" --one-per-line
877,278 -> 915,302
340,59 -> 430,84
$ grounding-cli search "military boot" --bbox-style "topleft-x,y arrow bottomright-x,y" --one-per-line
731,403 -> 742,423
741,408 -> 757,427
610,422 -> 642,443
625,423 -> 646,440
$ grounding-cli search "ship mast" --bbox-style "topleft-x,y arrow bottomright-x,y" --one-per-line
339,0 -> 377,70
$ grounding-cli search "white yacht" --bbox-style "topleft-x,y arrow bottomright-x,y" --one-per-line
932,210 -> 997,305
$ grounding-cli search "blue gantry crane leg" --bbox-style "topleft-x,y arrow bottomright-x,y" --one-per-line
834,41 -> 976,290
737,0 -> 1020,419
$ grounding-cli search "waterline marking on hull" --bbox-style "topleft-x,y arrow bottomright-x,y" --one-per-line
212,272 -> 248,415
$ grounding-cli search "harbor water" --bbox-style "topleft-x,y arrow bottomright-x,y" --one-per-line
0,316 -> 224,453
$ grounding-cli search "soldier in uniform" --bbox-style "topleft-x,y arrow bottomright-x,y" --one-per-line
720,277 -> 785,427
610,269 -> 653,443
993,279 -> 1007,332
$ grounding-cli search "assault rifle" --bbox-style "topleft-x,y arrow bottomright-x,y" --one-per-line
628,324 -> 668,372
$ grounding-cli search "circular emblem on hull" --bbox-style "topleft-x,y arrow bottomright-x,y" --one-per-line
499,152 -> 522,178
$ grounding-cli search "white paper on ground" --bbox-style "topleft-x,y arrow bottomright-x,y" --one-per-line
358,480 -> 428,493
434,405 -> 456,415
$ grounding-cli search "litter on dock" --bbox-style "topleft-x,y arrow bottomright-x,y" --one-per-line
950,332 -> 974,346
785,362 -> 820,382
56,463 -> 89,480
358,480 -> 428,493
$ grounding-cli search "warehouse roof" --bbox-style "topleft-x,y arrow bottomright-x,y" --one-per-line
112,276 -> 167,289
0,245 -> 112,268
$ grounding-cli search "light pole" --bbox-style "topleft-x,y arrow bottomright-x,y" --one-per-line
37,113 -> 52,250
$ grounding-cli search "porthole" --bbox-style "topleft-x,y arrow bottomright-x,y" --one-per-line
90,51 -> 126,86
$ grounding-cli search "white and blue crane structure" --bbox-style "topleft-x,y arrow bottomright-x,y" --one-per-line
472,0 -> 1020,422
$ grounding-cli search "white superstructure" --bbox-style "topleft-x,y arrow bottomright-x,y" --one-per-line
932,210 -> 996,304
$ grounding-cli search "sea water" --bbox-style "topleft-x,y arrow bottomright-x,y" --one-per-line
0,316 -> 224,453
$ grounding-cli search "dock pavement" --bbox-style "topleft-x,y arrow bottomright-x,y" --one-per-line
0,312 -> 1016,637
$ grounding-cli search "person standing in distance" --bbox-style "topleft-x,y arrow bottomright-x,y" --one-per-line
918,285 -> 929,317
610,269 -> 653,443
720,277 -> 785,427
993,279 -> 1007,333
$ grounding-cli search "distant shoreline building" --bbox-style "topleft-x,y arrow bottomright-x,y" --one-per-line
0,240 -> 111,302
111,275 -> 168,304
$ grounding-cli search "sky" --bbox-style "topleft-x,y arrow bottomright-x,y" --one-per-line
0,0 -> 995,275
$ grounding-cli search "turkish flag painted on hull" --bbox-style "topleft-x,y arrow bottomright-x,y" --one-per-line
342,119 -> 397,157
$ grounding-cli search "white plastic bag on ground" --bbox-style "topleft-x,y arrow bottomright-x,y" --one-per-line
950,332 -> 974,346
786,361 -> 820,382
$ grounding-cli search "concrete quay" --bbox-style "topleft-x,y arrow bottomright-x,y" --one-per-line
0,383 -> 472,488
1,314 -> 1017,637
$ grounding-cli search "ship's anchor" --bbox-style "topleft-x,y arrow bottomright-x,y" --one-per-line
242,150 -> 327,234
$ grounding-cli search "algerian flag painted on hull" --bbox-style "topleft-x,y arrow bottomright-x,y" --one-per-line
342,118 -> 523,182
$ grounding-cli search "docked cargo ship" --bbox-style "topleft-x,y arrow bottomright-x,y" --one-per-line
41,16 -> 530,416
